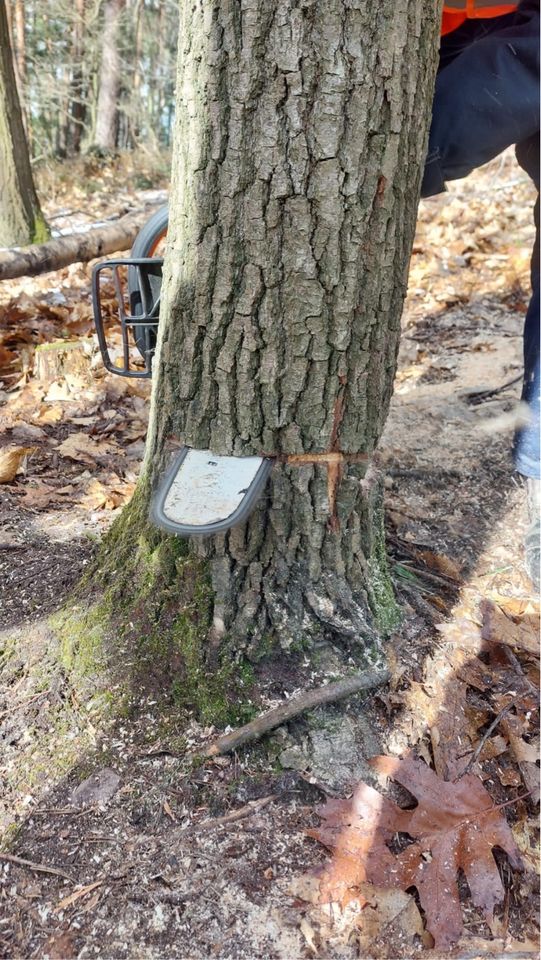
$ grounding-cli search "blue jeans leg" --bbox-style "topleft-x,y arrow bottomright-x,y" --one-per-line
514,286 -> 540,479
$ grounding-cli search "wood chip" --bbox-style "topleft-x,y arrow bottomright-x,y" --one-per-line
56,880 -> 104,912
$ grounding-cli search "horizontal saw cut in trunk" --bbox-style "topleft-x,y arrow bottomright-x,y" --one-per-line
105,0 -> 442,674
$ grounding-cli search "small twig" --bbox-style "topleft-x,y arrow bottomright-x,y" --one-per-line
128,889 -> 193,907
134,747 -> 180,760
0,690 -> 49,720
395,560 -> 457,590
197,794 -> 276,830
0,852 -> 73,881
56,879 -> 105,912
196,669 -> 390,758
397,582 -> 439,622
464,374 -> 522,406
27,807 -> 95,818
48,209 -> 90,221
487,790 -> 534,813
459,702 -> 514,779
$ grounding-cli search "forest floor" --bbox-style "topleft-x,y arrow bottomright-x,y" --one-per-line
0,152 -> 539,959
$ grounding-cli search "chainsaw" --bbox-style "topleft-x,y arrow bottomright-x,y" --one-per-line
91,205 -> 168,378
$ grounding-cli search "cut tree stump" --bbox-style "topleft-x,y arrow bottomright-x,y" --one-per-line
0,204 -> 163,280
33,339 -> 93,385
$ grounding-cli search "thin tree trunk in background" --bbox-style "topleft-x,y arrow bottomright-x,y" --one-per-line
107,0 -> 441,672
95,0 -> 125,150
127,0 -> 143,146
4,0 -> 25,134
68,0 -> 86,154
0,0 -> 48,245
13,0 -> 24,83
155,0 -> 166,140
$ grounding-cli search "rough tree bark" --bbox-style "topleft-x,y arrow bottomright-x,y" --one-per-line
0,0 -> 48,246
97,1 -> 441,696
95,0 -> 125,150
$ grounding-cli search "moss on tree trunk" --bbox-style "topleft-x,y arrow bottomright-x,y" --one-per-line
81,0 -> 442,722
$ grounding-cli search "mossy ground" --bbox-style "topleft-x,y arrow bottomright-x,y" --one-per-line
0,618 -> 115,841
52,481 -> 260,729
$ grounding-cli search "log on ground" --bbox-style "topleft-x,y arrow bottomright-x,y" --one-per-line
0,205 -> 163,280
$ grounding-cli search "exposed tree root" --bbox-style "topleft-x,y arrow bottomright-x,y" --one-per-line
198,668 -> 390,758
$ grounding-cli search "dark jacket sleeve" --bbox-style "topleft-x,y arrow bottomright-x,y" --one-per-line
422,2 -> 540,197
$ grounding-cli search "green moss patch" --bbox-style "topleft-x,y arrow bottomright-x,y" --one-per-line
63,480 -> 258,726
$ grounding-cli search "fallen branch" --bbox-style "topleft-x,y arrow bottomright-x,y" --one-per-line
464,374 -> 523,406
0,851 -> 73,881
0,204 -> 163,281
198,668 -> 390,758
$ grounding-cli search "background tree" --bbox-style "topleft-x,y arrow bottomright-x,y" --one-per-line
94,0 -> 125,150
93,0 -> 442,713
0,0 -> 48,245
67,0 -> 86,155
0,1 -> 179,161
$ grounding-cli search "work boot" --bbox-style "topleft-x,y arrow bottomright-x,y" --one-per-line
524,477 -> 540,592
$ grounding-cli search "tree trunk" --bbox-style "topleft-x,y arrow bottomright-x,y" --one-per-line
13,0 -> 24,83
0,0 -> 48,246
93,0 -> 441,714
94,0 -> 125,150
68,0 -> 87,154
128,0 -> 143,146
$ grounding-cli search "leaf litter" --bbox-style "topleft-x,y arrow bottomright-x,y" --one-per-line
307,757 -> 524,951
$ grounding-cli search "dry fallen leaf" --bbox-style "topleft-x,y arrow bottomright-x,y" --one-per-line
79,477 -> 135,510
34,403 -> 63,425
356,884 -> 429,955
309,756 -> 523,952
57,432 -> 113,464
511,819 -> 540,875
481,599 -> 539,656
11,421 -> 47,441
19,483 -> 72,508
0,445 -> 35,483
42,930 -> 77,960
299,916 -> 319,953
417,549 -> 462,582
163,798 -> 177,822
489,594 -> 540,619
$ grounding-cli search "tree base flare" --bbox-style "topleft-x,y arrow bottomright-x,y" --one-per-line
68,465 -> 397,724
205,464 -> 398,664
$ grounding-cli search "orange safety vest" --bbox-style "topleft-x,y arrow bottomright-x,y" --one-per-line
442,0 -> 519,35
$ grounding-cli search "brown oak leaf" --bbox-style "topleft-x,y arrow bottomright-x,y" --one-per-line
309,756 -> 523,952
